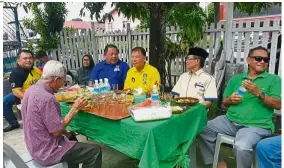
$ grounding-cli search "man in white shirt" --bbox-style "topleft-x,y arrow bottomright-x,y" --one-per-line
172,47 -> 217,108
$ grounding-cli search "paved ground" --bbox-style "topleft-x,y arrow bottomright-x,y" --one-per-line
3,118 -> 237,168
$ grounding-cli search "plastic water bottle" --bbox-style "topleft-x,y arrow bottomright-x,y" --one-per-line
237,85 -> 246,97
151,85 -> 160,106
99,79 -> 105,93
104,78 -> 111,93
93,80 -> 100,94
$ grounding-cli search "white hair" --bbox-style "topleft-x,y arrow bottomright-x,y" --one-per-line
42,60 -> 67,79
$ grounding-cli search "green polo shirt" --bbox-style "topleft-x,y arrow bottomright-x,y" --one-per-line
224,71 -> 281,132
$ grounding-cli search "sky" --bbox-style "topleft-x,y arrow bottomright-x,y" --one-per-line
17,2 -> 209,22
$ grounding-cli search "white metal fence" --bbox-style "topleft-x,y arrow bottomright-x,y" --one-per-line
48,19 -> 281,76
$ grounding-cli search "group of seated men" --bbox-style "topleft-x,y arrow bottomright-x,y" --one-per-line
3,44 -> 281,168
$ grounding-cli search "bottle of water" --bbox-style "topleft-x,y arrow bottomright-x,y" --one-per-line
93,80 -> 100,94
99,79 -> 105,93
151,85 -> 160,106
237,85 -> 246,97
104,78 -> 111,93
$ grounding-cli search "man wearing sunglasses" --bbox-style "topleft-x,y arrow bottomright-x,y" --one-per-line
199,46 -> 281,168
171,47 -> 218,108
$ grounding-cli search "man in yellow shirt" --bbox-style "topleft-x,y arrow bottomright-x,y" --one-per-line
4,50 -> 42,132
124,47 -> 160,94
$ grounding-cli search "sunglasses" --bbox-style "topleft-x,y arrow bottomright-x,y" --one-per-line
249,56 -> 270,63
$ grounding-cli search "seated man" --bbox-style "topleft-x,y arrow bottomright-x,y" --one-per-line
22,60 -> 102,167
172,47 -> 217,108
90,44 -> 129,90
124,47 -> 160,94
256,135 -> 281,168
35,50 -> 51,68
199,46 -> 281,168
3,50 -> 42,132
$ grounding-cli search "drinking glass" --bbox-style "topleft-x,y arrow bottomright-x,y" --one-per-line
88,81 -> 94,87
112,84 -> 118,92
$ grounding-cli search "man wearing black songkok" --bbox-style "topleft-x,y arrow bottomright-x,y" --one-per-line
171,47 -> 218,108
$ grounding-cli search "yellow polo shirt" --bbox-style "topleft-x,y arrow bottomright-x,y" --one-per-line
124,64 -> 160,94
10,66 -> 42,93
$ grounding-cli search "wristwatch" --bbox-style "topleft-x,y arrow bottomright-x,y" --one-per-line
258,92 -> 265,100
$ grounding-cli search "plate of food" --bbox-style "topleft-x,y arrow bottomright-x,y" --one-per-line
174,97 -> 199,106
171,106 -> 183,114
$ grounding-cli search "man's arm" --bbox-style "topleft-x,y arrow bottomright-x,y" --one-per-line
52,106 -> 80,136
12,89 -> 25,100
122,63 -> 130,85
42,97 -> 87,137
243,80 -> 281,110
222,92 -> 242,107
171,75 -> 183,98
203,77 -> 218,109
89,65 -> 99,81
203,101 -> 213,109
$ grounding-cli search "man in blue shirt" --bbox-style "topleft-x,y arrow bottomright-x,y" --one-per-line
90,44 -> 129,90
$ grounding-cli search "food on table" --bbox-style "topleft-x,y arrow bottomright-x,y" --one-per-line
174,97 -> 199,106
171,106 -> 183,112
132,99 -> 152,109
56,91 -> 77,102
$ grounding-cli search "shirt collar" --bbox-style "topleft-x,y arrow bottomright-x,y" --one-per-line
241,71 -> 268,80
188,69 -> 204,76
37,80 -> 54,94
17,65 -> 34,72
134,63 -> 148,73
103,59 -> 121,65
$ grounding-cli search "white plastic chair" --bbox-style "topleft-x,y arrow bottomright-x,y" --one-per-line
3,142 -> 68,168
212,133 -> 258,168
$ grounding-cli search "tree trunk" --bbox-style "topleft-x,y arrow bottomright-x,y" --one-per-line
214,2 -> 220,28
148,3 -> 166,86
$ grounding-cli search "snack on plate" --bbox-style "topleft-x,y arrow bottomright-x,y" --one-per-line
174,97 -> 199,106
132,99 -> 152,109
56,91 -> 77,102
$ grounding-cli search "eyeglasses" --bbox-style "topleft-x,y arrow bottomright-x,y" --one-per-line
249,56 -> 270,63
186,57 -> 197,61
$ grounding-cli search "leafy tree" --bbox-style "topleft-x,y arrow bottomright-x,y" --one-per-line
6,2 -> 68,52
234,2 -> 281,15
24,3 -> 67,52
80,2 -> 205,85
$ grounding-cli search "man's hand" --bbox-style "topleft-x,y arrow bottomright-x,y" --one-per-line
229,92 -> 242,105
242,80 -> 261,97
72,97 -> 88,112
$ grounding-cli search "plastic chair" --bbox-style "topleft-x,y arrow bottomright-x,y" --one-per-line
212,133 -> 258,168
3,142 -> 68,168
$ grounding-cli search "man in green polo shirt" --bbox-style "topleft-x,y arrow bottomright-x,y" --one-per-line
199,46 -> 281,168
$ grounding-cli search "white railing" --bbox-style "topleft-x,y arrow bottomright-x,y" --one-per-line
50,20 -> 281,76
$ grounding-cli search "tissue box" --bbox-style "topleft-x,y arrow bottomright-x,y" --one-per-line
130,106 -> 172,122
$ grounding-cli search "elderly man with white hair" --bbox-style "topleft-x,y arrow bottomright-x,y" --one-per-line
21,60 -> 102,167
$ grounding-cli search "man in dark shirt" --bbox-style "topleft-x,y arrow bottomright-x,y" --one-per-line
3,50 -> 42,132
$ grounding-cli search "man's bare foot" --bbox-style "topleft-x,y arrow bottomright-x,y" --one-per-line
217,161 -> 227,168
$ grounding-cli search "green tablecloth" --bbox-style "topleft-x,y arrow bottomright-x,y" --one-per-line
61,103 -> 207,168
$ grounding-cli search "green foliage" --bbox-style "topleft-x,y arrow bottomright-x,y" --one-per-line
136,3 -> 205,47
80,2 -> 106,21
21,2 -> 67,51
234,2 -> 281,15
206,3 -> 215,26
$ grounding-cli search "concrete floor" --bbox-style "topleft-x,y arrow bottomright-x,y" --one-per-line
3,118 -> 237,168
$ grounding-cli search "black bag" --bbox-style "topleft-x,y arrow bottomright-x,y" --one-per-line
64,131 -> 78,142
